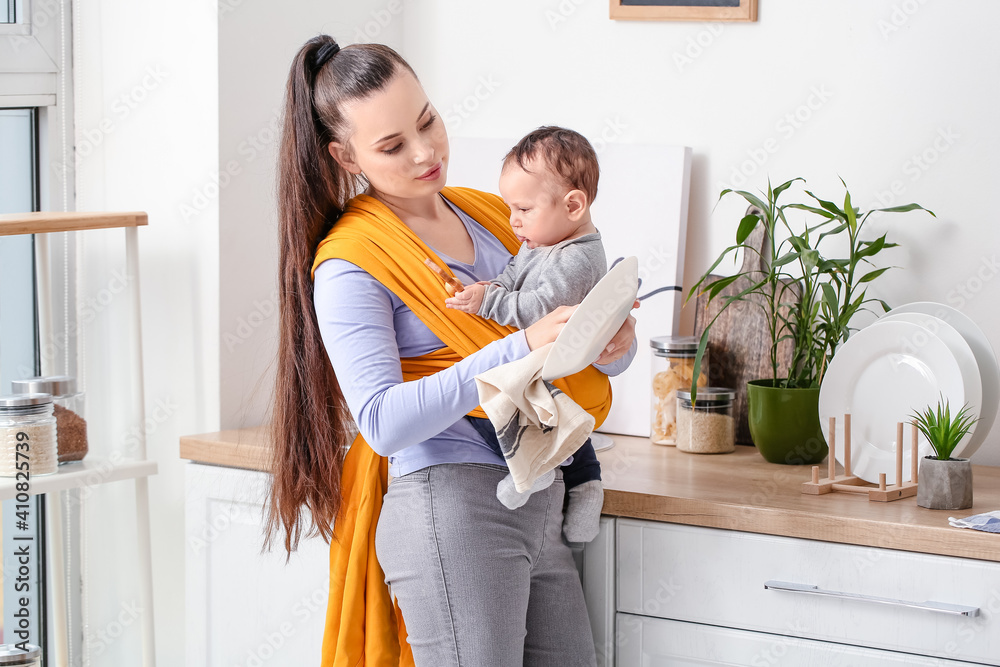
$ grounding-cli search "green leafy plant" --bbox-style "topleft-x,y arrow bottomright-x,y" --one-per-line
910,397 -> 978,461
687,177 -> 934,395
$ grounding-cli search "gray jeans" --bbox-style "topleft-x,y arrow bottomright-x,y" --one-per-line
375,462 -> 597,667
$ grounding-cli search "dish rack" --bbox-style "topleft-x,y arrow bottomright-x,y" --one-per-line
801,415 -> 919,502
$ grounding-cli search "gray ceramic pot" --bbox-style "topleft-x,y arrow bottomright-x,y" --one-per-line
917,456 -> 973,510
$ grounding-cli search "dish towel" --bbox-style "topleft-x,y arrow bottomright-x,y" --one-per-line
475,342 -> 595,506
949,511 -> 1000,533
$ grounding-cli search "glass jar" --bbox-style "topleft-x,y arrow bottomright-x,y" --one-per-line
650,336 -> 709,446
676,387 -> 736,454
12,376 -> 87,463
0,395 -> 58,477
0,644 -> 41,667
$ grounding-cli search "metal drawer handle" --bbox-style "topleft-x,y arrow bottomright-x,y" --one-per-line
764,580 -> 980,617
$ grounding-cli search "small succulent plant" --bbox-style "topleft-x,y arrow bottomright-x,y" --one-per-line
910,397 -> 978,461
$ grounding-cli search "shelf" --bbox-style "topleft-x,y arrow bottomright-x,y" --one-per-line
0,457 -> 158,500
0,211 -> 148,236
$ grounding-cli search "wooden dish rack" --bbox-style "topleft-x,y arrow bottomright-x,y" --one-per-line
802,415 -> 919,502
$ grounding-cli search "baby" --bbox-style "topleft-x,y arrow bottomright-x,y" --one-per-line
446,126 -> 608,543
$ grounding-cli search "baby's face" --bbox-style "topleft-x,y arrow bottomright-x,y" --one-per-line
498,160 -> 578,249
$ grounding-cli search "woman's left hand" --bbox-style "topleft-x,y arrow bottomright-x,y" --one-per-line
594,299 -> 640,365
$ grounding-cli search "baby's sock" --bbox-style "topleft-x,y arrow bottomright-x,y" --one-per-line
562,480 -> 604,543
496,470 -> 556,509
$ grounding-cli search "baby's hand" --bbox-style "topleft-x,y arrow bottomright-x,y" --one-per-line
445,282 -> 487,314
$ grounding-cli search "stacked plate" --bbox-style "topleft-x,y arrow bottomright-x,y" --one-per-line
818,302 -> 999,484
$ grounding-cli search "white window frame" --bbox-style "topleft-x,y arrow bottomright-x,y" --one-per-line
1,0 -> 60,108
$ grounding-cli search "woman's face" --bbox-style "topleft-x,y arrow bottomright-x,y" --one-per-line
329,71 -> 449,202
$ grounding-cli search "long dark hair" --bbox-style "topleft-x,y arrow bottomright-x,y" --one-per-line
263,35 -> 415,555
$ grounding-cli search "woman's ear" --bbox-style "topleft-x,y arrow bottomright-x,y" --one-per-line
328,142 -> 362,175
564,189 -> 588,221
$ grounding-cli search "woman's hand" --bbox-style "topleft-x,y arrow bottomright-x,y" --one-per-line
524,305 -> 577,351
594,299 -> 640,365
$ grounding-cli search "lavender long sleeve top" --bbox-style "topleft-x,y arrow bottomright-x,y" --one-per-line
313,195 -> 637,478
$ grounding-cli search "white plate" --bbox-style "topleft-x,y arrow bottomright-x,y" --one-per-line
874,312 -> 982,457
819,320 -> 965,484
886,302 -> 999,460
541,256 -> 639,381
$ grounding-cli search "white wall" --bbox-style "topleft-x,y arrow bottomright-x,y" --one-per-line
219,2 -> 405,429
66,2 -> 1000,661
74,1 -> 404,664
402,0 -> 1000,466
74,1 -> 218,664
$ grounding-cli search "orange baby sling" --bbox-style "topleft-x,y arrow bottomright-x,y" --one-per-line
312,186 -> 612,666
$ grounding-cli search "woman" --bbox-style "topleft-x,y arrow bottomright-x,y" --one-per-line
264,35 -> 637,667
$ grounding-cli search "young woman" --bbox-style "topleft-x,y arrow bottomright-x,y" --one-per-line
265,35 -> 638,667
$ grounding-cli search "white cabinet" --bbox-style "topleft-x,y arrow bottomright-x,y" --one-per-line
581,518 -> 1000,667
185,463 -> 330,667
616,614 -> 984,666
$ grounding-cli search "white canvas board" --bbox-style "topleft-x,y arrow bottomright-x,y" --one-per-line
447,138 -> 692,437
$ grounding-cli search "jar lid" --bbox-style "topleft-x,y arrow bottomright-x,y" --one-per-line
676,387 -> 735,404
650,336 -> 700,354
12,375 -> 76,397
0,644 -> 40,664
0,394 -> 53,407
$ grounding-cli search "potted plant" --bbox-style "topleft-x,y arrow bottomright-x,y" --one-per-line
913,398 -> 976,510
688,178 -> 933,464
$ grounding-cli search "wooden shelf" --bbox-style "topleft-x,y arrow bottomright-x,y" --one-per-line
0,457 -> 158,500
0,211 -> 148,236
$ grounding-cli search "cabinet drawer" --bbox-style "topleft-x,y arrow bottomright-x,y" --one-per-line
616,613 -> 986,667
617,520 -> 1000,665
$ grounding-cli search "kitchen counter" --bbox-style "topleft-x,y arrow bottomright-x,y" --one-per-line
179,428 -> 1000,563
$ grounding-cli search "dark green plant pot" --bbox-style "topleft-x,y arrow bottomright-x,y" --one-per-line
747,380 -> 828,465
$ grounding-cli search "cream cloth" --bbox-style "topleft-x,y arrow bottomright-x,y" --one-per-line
474,343 -> 595,493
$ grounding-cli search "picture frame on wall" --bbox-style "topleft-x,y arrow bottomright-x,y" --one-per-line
610,0 -> 757,22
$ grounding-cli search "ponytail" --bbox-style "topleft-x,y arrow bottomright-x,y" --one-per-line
263,36 -> 414,556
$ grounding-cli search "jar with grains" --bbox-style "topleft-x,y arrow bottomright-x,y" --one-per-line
0,395 -> 58,477
13,375 -> 87,463
676,387 -> 735,454
650,336 -> 708,445
0,644 -> 41,667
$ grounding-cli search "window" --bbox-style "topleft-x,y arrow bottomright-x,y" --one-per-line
1,0 -> 77,662
0,108 -> 39,387
0,106 -> 48,658
0,1 -> 32,41
1,1 -> 15,24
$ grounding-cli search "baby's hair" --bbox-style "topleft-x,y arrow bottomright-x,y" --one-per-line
503,126 -> 599,204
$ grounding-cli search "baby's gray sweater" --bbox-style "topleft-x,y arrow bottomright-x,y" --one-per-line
477,231 -> 607,329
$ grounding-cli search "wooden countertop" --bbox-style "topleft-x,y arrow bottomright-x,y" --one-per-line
180,428 -> 1000,563
180,426 -> 271,471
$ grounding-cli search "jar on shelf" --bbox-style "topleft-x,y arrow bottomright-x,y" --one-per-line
12,375 -> 87,463
650,336 -> 709,446
0,645 -> 40,667
676,387 -> 736,454
0,395 -> 58,477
